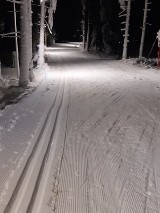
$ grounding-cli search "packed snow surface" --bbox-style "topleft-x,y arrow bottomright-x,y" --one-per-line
0,43 -> 160,212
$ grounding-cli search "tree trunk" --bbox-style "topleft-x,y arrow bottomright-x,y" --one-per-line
86,1 -> 91,51
13,0 -> 20,79
99,0 -> 112,54
37,0 -> 45,66
82,9 -> 86,50
19,0 -> 29,87
122,0 -> 131,59
81,0 -> 87,50
28,0 -> 35,81
139,0 -> 149,58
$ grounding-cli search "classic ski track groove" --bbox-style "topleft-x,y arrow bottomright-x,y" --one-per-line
2,44 -> 160,212
3,69 -> 65,213
26,79 -> 66,213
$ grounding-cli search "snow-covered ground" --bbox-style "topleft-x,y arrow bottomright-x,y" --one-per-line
0,43 -> 160,212
0,65 -> 45,110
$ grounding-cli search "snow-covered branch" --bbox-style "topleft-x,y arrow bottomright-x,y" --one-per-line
45,20 -> 52,34
6,0 -> 21,4
118,0 -> 126,11
0,32 -> 20,36
48,0 -> 57,29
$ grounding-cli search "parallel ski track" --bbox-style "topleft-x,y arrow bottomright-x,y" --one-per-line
3,70 -> 65,213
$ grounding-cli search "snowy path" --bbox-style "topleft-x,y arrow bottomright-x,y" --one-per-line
1,43 -> 160,212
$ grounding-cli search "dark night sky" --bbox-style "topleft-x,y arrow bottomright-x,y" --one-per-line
0,1 -> 16,52
54,0 -> 82,42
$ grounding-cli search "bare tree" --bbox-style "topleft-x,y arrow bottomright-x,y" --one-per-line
139,0 -> 151,58
37,0 -> 45,66
122,0 -> 131,59
86,0 -> 91,51
81,0 -> 87,50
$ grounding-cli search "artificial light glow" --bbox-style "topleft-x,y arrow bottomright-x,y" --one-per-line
45,46 -> 120,82
46,69 -> 92,80
47,70 -> 61,80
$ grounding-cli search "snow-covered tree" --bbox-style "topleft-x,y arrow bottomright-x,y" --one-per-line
19,0 -> 30,86
86,0 -> 91,51
38,0 -> 57,65
81,0 -> 87,50
28,0 -> 35,81
80,0 -> 120,54
48,0 -> 57,30
37,0 -> 45,66
118,0 -> 126,11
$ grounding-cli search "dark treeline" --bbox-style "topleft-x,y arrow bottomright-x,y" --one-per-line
81,0 -> 122,56
0,0 -> 159,67
55,0 -> 159,58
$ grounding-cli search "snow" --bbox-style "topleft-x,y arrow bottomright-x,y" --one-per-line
0,65 -> 45,110
0,43 -> 160,212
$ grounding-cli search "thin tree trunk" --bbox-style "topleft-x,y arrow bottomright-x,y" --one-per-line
82,8 -> 86,50
81,0 -> 87,50
37,0 -> 45,66
99,0 -> 112,54
86,5 -> 91,51
139,0 -> 149,58
13,0 -> 20,79
28,0 -> 32,68
122,0 -> 131,59
19,0 -> 29,86
28,0 -> 35,81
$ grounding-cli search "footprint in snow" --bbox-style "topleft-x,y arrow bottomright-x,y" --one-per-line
0,126 -> 3,130
9,124 -> 15,129
0,143 -> 5,152
15,116 -> 20,120
11,119 -> 17,124
2,164 -> 8,169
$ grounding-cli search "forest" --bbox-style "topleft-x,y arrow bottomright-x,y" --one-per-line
0,0 -> 159,86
